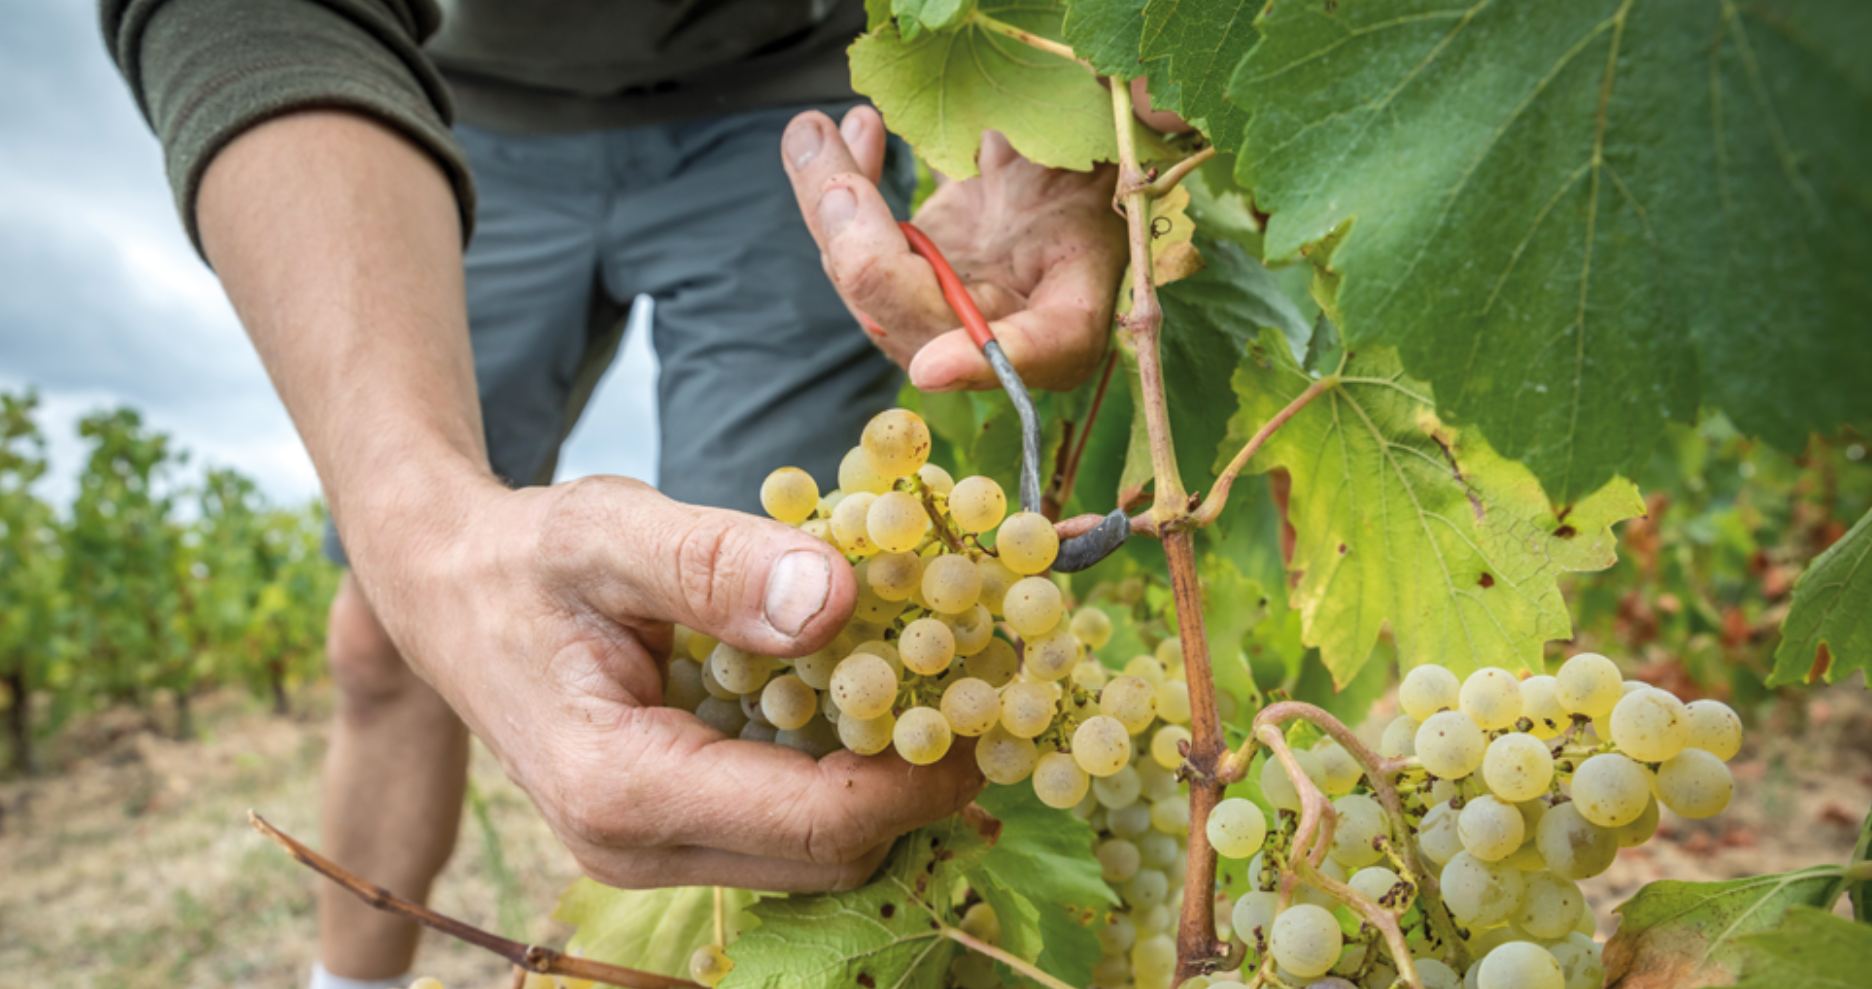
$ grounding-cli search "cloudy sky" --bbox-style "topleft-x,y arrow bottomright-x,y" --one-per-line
0,0 -> 658,511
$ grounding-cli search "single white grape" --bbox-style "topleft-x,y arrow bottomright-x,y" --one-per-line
1683,699 -> 1743,761
1612,794 -> 1661,847
829,653 -> 898,720
1097,912 -> 1137,955
1002,576 -> 1063,637
948,476 -> 1007,534
942,603 -> 995,656
1155,679 -> 1192,725
1072,716 -> 1133,777
850,575 -> 907,625
1483,732 -> 1556,802
1348,866 -> 1402,908
1312,740 -> 1365,796
1418,801 -> 1464,866
1108,802 -> 1151,839
759,467 -> 819,524
1414,958 -> 1462,989
1070,658 -> 1108,691
1571,753 -> 1652,828
1535,802 -> 1618,880
1519,674 -> 1569,739
708,644 -> 774,695
1070,608 -> 1114,650
831,491 -> 880,556
1259,749 -> 1328,812
837,446 -> 892,496
688,944 -> 734,988
695,695 -> 748,736
866,550 -> 922,602
975,724 -> 1039,783
1101,675 -> 1158,734
1149,793 -> 1190,836
665,658 -> 709,712
1137,754 -> 1180,802
1610,688 -> 1690,763
1093,764 -> 1142,809
1151,725 -> 1193,770
1130,931 -> 1175,979
1139,830 -> 1178,870
1476,941 -> 1564,989
1025,627 -> 1081,681
996,512 -> 1059,575
838,709 -> 896,755
1231,891 -> 1279,948
1416,710 -> 1487,779
1380,715 -> 1421,759
974,556 -> 1018,614
893,705 -> 954,765
1269,904 -> 1343,979
1400,664 -> 1461,721
1330,794 -> 1388,868
1458,795 -> 1527,862
866,490 -> 928,553
964,637 -> 1018,687
921,554 -> 983,614
1516,871 -> 1585,939
999,682 -> 1057,738
758,674 -> 818,731
1205,798 -> 1269,859
1549,932 -> 1607,989
1460,667 -> 1524,731
1440,851 -> 1526,927
776,715 -> 841,759
1593,679 -> 1649,742
897,617 -> 956,676
1655,748 -> 1734,818
1124,655 -> 1167,686
1555,652 -> 1622,719
940,677 -> 1000,737
916,462 -> 954,496
1097,837 -> 1142,882
1033,751 -> 1090,808
861,408 -> 930,480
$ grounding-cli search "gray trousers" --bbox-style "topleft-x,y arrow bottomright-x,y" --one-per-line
326,101 -> 914,563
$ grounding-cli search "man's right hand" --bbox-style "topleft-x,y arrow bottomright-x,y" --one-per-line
197,110 -> 980,892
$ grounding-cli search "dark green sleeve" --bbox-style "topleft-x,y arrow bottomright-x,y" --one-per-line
101,0 -> 476,257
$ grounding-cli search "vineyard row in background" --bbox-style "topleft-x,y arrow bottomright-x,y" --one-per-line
0,389 -> 339,778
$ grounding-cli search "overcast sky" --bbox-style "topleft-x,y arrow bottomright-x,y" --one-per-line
0,0 -> 658,512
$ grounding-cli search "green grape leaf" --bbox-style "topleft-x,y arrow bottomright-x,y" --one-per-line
851,1 -> 1117,180
1769,505 -> 1872,687
1198,553 -> 1267,709
720,812 -> 996,989
1293,637 -> 1393,732
555,882 -> 757,979
894,0 -> 977,38
866,0 -> 893,31
1603,867 -> 1850,989
1227,0 -> 1872,505
969,785 -> 1110,987
1062,0 -> 1148,78
1731,906 -> 1872,989
1221,328 -> 1645,682
1854,807 -> 1872,923
1138,0 -> 1256,153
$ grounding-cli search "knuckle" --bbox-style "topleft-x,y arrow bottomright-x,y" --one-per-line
673,517 -> 738,626
831,248 -> 889,306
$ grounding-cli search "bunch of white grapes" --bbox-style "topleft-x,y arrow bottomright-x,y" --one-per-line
1199,652 -> 1742,989
1071,639 -> 1245,989
661,407 -> 1149,809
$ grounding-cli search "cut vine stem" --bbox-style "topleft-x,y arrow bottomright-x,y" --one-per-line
248,811 -> 703,989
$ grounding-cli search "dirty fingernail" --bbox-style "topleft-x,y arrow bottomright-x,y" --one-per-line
820,186 -> 857,236
764,551 -> 831,637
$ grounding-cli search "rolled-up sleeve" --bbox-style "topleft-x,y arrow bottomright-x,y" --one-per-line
101,0 -> 476,256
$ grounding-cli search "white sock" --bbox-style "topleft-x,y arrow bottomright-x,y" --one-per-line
309,963 -> 414,989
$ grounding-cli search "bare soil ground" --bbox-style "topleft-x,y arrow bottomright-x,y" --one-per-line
2,677 -> 1866,988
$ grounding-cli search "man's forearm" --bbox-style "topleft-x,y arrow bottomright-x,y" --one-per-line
197,110 -> 497,586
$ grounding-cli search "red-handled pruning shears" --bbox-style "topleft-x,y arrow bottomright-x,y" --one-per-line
898,221 -> 1130,572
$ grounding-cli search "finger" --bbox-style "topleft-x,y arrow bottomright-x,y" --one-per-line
839,105 -> 887,186
571,833 -> 894,893
541,476 -> 856,658
571,706 -> 985,867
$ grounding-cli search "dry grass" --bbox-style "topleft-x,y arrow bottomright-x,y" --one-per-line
0,684 -> 581,989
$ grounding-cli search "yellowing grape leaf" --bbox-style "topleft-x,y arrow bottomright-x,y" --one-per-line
720,811 -> 996,989
1604,867 -> 1850,989
1226,0 -> 1872,505
554,883 -> 757,979
851,0 -> 1117,180
1770,505 -> 1872,687
1220,329 -> 1644,682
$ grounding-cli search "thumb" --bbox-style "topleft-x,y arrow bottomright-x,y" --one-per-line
546,477 -> 856,657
